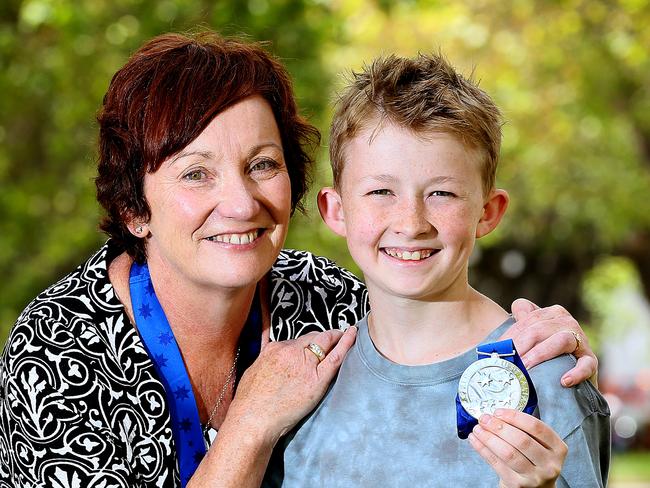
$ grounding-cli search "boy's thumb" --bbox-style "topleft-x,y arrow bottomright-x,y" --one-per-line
511,298 -> 539,321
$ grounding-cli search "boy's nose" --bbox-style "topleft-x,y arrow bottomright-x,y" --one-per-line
215,175 -> 260,220
393,200 -> 431,237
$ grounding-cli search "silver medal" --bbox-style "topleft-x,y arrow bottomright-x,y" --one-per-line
458,353 -> 529,419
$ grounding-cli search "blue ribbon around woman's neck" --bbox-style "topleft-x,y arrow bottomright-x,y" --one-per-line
129,262 -> 262,485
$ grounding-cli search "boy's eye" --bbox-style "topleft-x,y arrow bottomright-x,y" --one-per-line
250,158 -> 279,172
430,190 -> 454,197
183,169 -> 205,181
368,189 -> 393,196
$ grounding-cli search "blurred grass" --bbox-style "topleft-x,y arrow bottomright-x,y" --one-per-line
610,451 -> 650,482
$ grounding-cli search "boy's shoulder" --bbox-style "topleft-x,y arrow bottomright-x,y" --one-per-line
528,353 -> 609,438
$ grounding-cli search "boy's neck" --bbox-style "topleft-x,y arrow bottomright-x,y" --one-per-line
367,286 -> 508,366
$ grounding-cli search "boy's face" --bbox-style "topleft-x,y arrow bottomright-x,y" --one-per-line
318,123 -> 508,302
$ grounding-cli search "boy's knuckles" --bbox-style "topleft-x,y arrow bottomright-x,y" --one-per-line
501,446 -> 519,465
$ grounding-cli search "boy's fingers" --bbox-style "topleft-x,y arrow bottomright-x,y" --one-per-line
468,431 -> 526,486
492,409 -> 567,454
474,414 -> 545,470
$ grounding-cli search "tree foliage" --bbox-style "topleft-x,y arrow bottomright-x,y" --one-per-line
1,0 -> 649,345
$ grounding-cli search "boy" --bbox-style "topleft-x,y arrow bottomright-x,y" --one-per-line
267,53 -> 609,486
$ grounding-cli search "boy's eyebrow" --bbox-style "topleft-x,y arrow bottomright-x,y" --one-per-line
360,174 -> 398,183
361,175 -> 458,184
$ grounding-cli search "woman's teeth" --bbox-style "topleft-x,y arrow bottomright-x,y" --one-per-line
384,248 -> 433,261
206,230 -> 259,244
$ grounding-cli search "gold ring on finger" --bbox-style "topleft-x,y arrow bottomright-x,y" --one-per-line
306,342 -> 326,362
569,330 -> 581,354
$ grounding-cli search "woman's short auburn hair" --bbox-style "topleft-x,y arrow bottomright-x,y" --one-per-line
96,31 -> 319,263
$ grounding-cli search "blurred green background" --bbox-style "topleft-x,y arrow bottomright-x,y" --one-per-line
1,0 -> 649,482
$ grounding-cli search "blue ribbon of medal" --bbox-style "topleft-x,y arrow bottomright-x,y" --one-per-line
456,339 -> 538,439
130,262 -> 206,486
130,262 -> 262,484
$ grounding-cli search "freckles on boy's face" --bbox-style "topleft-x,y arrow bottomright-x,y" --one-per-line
337,124 -> 489,301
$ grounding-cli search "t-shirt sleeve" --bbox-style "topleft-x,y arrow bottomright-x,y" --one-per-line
556,409 -> 611,487
531,355 -> 610,487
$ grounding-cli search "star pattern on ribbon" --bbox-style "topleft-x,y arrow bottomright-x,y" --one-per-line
180,418 -> 193,432
174,385 -> 190,400
154,353 -> 169,368
158,331 -> 174,346
146,280 -> 156,296
139,302 -> 152,319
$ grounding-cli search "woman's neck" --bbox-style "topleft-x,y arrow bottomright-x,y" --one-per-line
108,251 -> 255,356
366,285 -> 508,366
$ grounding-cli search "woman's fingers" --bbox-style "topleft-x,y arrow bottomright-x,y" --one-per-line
563,355 -> 599,388
230,326 -> 358,441
469,409 -> 567,488
502,300 -> 598,386
318,326 -> 357,374
297,327 -> 358,376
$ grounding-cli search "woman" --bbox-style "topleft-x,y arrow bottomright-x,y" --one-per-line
0,32 -> 597,488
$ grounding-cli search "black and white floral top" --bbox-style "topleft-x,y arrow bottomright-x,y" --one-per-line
0,241 -> 368,487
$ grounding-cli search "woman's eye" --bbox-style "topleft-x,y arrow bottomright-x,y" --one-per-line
368,189 -> 393,196
250,158 -> 278,172
183,169 -> 205,181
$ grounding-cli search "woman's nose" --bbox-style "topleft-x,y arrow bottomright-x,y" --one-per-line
216,174 -> 260,220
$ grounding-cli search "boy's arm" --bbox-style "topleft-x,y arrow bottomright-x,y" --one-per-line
503,299 -> 598,388
468,409 -> 567,488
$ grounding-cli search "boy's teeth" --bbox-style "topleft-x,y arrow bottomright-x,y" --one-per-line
208,230 -> 259,244
384,248 -> 432,261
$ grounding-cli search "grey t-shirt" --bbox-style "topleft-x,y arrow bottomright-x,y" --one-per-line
266,316 -> 610,487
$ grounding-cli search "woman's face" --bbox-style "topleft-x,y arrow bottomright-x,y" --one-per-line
140,95 -> 292,292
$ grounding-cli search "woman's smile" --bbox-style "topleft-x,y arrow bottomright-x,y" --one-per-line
142,95 -> 292,291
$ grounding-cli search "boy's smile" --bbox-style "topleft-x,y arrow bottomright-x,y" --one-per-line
319,122 -> 508,303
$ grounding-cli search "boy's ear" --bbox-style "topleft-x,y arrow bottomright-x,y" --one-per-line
476,189 -> 509,238
317,187 -> 347,237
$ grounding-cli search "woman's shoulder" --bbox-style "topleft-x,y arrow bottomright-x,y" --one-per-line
272,249 -> 362,286
3,241 -> 140,365
268,249 -> 369,340
13,242 -> 123,326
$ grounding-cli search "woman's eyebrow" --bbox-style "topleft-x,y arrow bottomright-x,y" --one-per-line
246,142 -> 284,160
167,150 -> 215,167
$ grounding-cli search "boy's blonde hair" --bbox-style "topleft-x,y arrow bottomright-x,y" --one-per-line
329,53 -> 503,195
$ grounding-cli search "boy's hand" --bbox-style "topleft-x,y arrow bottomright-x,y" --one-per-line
504,298 -> 598,388
468,409 -> 567,488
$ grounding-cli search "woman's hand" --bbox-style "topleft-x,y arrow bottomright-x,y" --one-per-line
502,299 -> 598,387
190,326 -> 357,488
229,326 -> 358,443
469,409 -> 567,488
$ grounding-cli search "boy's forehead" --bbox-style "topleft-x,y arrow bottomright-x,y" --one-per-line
345,123 -> 483,165
339,123 -> 487,188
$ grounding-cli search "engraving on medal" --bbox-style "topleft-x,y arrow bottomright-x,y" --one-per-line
458,355 -> 529,419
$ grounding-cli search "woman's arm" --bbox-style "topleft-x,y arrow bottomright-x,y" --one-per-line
503,299 -> 598,387
188,326 -> 358,488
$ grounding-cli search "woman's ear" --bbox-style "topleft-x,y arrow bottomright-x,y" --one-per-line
317,187 -> 347,237
126,216 -> 150,238
476,189 -> 509,238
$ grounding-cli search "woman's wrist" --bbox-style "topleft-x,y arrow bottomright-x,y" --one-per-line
224,396 -> 283,448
